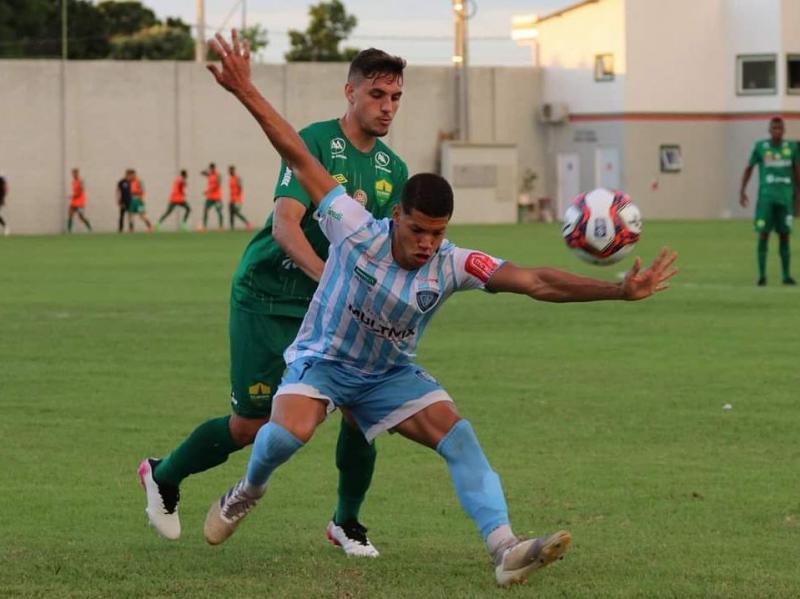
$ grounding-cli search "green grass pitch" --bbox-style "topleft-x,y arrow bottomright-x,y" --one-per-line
1,222 -> 798,598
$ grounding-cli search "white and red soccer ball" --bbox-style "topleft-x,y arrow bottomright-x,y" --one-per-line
561,188 -> 642,265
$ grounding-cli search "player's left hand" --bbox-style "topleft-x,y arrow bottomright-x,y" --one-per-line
207,30 -> 252,96
621,247 -> 679,301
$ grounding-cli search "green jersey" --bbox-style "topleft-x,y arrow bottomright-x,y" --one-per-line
231,118 -> 408,317
748,139 -> 799,204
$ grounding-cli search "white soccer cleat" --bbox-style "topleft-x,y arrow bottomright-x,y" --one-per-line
326,519 -> 380,558
138,458 -> 181,540
204,479 -> 260,545
494,530 -> 571,587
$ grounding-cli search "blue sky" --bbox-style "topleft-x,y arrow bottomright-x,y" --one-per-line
149,0 -> 574,65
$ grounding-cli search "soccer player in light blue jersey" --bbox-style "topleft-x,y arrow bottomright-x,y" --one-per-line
202,31 -> 679,586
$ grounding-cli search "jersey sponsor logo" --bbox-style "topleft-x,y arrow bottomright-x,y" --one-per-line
333,173 -> 348,184
248,382 -> 272,400
416,289 -> 440,313
324,207 -> 343,221
347,304 -> 416,340
353,189 -> 369,206
375,151 -> 391,172
465,252 -> 499,283
375,179 -> 393,205
331,137 -> 346,154
765,174 -> 792,185
280,167 -> 293,187
354,265 -> 377,287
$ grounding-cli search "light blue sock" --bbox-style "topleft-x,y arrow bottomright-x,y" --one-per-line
436,419 -> 510,539
246,422 -> 304,488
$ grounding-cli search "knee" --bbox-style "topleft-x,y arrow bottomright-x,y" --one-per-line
229,415 -> 269,447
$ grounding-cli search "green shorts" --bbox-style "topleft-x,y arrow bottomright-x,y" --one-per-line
129,197 -> 145,214
205,199 -> 222,210
754,198 -> 793,234
229,303 -> 302,418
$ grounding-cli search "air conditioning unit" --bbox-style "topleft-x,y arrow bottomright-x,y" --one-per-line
538,102 -> 569,124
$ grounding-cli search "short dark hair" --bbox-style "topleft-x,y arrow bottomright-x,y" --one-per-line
401,173 -> 453,218
348,48 -> 406,83
770,116 -> 784,125
209,162 -> 216,169
180,169 -> 187,177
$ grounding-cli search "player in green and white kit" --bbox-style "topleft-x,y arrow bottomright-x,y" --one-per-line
740,116 -> 800,285
139,48 -> 408,556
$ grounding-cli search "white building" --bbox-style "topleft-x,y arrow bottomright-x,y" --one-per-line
514,0 -> 800,218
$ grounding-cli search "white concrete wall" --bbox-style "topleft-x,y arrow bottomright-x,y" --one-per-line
535,0 -> 626,114
0,61 -> 543,234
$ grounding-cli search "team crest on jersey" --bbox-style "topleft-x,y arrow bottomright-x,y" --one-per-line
416,289 -> 440,313
375,179 -> 393,205
353,189 -> 369,206
331,138 -> 346,154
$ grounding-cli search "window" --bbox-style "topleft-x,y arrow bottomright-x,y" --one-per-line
660,145 -> 682,173
788,54 -> 800,94
736,54 -> 777,95
594,54 -> 614,82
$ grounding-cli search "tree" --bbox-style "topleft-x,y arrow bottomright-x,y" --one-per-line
110,25 -> 194,61
0,0 -> 194,60
241,24 -> 269,57
96,1 -> 158,36
285,0 -> 359,62
0,0 -> 109,59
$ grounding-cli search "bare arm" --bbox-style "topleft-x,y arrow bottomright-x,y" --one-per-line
207,32 -> 336,206
740,165 -> 754,207
272,197 -> 325,282
487,247 -> 678,302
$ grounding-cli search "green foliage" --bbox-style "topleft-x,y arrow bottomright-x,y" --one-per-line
285,0 -> 360,62
0,0 -> 192,60
241,24 -> 269,56
97,0 -> 158,36
1,223 -> 800,597
110,24 -> 194,61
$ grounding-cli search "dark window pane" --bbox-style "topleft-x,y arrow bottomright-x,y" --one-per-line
742,59 -> 775,90
788,57 -> 800,90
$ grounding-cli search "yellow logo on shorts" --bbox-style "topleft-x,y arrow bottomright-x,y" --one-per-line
248,382 -> 272,399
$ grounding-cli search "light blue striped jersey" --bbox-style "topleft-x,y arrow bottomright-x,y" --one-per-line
284,186 -> 504,373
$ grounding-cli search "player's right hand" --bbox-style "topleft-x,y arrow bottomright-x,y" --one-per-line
739,191 -> 749,207
207,30 -> 252,96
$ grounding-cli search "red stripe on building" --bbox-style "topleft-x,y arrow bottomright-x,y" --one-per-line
569,112 -> 800,123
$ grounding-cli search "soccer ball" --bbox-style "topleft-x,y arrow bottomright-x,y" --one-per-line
561,188 -> 642,265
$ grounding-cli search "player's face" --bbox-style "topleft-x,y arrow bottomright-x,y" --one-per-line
769,120 -> 784,142
391,206 -> 449,270
347,74 -> 403,138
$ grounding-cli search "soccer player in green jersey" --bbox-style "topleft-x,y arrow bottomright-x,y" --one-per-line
139,47 -> 408,556
740,116 -> 800,286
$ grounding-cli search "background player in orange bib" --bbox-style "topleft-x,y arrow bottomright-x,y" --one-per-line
201,162 -> 223,231
67,168 -> 92,233
227,165 -> 251,231
128,170 -> 154,232
157,170 -> 191,231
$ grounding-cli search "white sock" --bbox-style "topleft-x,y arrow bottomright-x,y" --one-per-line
486,524 -> 516,562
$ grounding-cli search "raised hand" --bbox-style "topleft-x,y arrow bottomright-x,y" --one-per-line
207,30 -> 252,96
621,247 -> 679,301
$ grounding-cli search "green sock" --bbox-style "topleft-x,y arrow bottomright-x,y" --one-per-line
757,236 -> 768,279
779,236 -> 791,280
334,419 -> 376,524
154,416 -> 241,487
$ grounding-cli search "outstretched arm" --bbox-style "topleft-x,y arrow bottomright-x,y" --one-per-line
206,31 -> 336,206
487,247 -> 678,302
